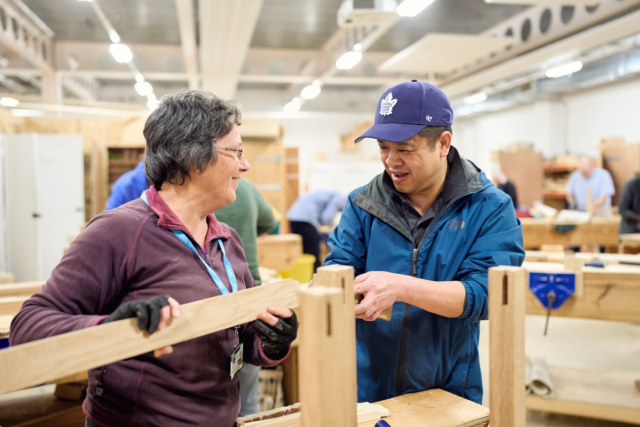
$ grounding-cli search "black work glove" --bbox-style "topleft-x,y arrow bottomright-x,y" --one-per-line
99,295 -> 170,334
253,310 -> 298,359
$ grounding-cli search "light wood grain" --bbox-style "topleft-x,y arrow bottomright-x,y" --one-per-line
489,266 -> 526,427
0,314 -> 13,337
300,266 -> 357,427
257,234 -> 303,271
521,217 -> 620,249
0,281 -> 45,298
526,397 -> 640,425
0,296 -> 29,315
0,279 -> 299,395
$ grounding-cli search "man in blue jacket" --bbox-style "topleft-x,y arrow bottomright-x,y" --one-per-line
325,80 -> 524,405
106,161 -> 149,210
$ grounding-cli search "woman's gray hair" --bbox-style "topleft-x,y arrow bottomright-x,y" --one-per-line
143,90 -> 242,190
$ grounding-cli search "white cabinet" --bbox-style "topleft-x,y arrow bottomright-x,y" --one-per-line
2,134 -> 85,282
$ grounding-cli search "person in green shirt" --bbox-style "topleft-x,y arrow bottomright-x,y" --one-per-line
215,178 -> 277,415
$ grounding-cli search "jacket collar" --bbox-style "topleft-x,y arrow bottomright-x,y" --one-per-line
143,186 -> 232,248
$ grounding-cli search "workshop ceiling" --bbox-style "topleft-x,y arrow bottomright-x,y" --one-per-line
23,0 -> 527,52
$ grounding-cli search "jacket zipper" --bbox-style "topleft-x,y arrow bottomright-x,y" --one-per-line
394,188 -> 482,397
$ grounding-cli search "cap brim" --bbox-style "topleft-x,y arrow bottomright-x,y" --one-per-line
354,123 -> 426,143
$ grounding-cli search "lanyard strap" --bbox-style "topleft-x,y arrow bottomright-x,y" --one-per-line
141,192 -> 237,295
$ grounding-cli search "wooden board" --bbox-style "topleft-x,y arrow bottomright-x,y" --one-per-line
489,266 -> 526,427
358,389 -> 489,427
498,150 -> 543,208
0,279 -> 299,395
257,234 -> 303,271
525,366 -> 640,425
242,142 -> 287,215
600,138 -> 640,206
521,217 -> 621,249
525,250 -> 640,264
0,392 -> 84,427
0,281 -> 45,298
0,296 -> 29,315
299,267 -> 357,427
524,261 -> 640,322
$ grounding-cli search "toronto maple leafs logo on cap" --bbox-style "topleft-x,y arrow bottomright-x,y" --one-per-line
379,92 -> 397,116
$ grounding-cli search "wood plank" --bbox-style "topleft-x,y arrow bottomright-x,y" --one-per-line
489,266 -> 526,427
0,296 -> 29,315
299,268 -> 357,427
257,234 -> 303,271
0,281 -> 45,298
358,389 -> 489,427
526,397 -> 640,425
0,314 -> 13,337
0,279 -> 299,395
521,218 -> 620,249
524,262 -> 640,322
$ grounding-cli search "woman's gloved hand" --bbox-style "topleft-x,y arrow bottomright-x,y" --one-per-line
99,295 -> 180,357
253,306 -> 298,359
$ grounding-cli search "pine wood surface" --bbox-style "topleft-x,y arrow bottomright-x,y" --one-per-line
521,217 -> 620,249
0,281 -> 45,298
0,314 -> 13,336
489,267 -> 526,427
257,234 -> 303,271
0,296 -> 29,316
0,279 -> 299,395
0,393 -> 84,427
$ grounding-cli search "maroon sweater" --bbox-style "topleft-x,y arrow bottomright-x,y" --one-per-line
10,187 -> 287,427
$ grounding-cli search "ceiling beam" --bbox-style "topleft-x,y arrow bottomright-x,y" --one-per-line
174,0 -> 199,90
199,0 -> 264,98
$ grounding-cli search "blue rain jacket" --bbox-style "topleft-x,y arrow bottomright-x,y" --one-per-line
106,161 -> 149,210
325,157 -> 524,404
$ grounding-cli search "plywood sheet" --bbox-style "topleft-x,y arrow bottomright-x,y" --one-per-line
498,150 -> 543,208
379,33 -> 513,74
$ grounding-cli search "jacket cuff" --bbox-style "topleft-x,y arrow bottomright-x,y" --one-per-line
459,281 -> 475,320
259,344 -> 291,364
89,315 -> 109,327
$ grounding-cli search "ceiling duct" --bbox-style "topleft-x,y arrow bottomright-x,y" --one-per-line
337,0 -> 398,28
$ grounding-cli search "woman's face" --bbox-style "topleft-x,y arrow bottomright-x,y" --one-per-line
198,124 -> 249,209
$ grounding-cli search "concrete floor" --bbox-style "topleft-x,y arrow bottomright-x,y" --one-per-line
478,315 -> 640,426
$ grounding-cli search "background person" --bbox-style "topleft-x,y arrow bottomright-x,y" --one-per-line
10,91 -> 297,427
566,157 -> 615,214
619,173 -> 640,234
105,153 -> 148,210
492,170 -> 518,208
286,189 -> 345,271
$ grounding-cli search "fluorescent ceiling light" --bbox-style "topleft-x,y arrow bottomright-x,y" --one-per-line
109,30 -> 121,44
0,97 -> 20,107
397,0 -> 435,17
464,92 -> 487,105
147,99 -> 160,110
77,0 -> 93,2
545,61 -> 583,78
11,109 -> 44,117
109,43 -> 133,63
301,84 -> 321,100
353,43 -> 363,52
135,81 -> 153,96
135,73 -> 145,83
147,93 -> 157,101
335,51 -> 363,70
283,98 -> 301,113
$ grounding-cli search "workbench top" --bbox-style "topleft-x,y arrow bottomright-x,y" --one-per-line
360,389 -> 489,427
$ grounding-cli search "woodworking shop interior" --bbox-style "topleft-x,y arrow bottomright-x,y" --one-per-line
2,0 -> 640,426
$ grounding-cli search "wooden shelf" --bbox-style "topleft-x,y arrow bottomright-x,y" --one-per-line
544,165 -> 576,173
525,366 -> 640,425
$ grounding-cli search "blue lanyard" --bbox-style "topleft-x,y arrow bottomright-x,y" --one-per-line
141,192 -> 237,295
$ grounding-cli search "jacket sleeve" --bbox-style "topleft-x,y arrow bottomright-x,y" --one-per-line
324,193 -> 368,275
455,196 -> 525,322
9,212 -> 138,346
619,182 -> 640,223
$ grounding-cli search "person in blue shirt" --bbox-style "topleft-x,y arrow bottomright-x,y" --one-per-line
106,161 -> 149,210
566,157 -> 615,214
287,189 -> 345,271
325,80 -> 524,405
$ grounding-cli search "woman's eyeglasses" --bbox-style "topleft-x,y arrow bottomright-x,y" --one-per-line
218,146 -> 245,161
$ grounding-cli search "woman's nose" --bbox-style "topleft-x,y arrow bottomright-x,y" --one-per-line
239,156 -> 250,173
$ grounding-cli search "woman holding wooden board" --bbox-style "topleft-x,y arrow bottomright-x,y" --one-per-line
9,90 -> 298,427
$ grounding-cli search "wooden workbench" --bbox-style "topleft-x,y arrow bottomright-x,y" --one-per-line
521,217 -> 620,250
525,250 -> 640,264
523,261 -> 640,424
360,390 -> 488,427
619,233 -> 640,254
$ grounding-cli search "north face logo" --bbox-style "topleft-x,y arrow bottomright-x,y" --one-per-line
447,219 -> 465,230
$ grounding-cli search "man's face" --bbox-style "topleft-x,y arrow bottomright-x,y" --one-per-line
378,133 -> 449,196
577,158 -> 593,179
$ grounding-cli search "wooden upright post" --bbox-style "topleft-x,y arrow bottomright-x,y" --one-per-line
489,266 -> 526,427
300,265 -> 357,427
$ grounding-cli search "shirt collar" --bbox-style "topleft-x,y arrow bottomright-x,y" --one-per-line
143,186 -> 232,248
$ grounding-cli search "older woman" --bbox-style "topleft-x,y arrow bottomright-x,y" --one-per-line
9,91 -> 297,427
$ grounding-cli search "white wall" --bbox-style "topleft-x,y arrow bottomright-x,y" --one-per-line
454,77 -> 640,173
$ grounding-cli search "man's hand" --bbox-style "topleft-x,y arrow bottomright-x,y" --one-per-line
99,295 -> 180,358
354,271 -> 401,321
253,306 -> 298,359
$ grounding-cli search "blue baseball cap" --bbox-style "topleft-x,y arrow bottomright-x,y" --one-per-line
355,80 -> 453,143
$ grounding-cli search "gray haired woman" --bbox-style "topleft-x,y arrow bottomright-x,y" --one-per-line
10,90 -> 298,427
